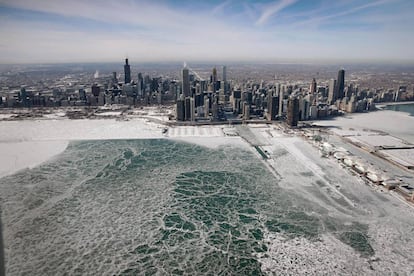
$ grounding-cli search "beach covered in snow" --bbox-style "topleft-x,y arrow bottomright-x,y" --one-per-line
0,113 -> 244,178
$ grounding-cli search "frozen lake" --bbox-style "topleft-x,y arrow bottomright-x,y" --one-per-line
0,118 -> 413,275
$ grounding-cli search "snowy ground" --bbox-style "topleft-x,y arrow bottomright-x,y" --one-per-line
378,149 -> 414,168
315,110 -> 414,144
0,141 -> 68,178
94,111 -> 123,116
348,135 -> 411,149
314,109 -> 414,172
237,124 -> 414,275
0,119 -> 160,177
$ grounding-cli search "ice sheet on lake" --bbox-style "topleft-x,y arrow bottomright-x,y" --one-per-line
1,138 -> 413,275
1,116 -> 414,275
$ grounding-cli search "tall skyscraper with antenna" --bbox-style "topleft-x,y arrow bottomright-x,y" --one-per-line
124,58 -> 131,84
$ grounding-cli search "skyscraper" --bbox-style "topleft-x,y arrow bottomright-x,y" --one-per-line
267,95 -> 279,121
137,73 -> 144,96
287,97 -> 299,127
176,99 -> 185,121
212,67 -> 217,83
243,102 -> 250,120
79,88 -> 86,101
346,84 -> 354,98
182,66 -> 190,97
19,87 -> 28,107
328,79 -> 337,104
335,69 -> 345,99
184,97 -> 191,121
190,97 -> 195,121
219,81 -> 226,104
200,80 -> 207,93
310,78 -> 317,94
91,84 -> 100,97
222,66 -> 227,93
278,85 -> 284,117
211,67 -> 218,92
204,96 -> 210,118
124,58 -> 131,84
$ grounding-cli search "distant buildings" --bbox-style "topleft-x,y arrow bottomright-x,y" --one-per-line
1,61 -> 412,126
19,88 -> 29,107
395,86 -> 407,102
174,65 -> 381,126
91,84 -> 100,97
176,65 -> 228,122
0,57 -> 177,108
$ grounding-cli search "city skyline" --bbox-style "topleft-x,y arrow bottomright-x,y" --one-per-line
0,0 -> 414,64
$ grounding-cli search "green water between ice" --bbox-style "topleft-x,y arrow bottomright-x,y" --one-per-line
0,139 -> 374,275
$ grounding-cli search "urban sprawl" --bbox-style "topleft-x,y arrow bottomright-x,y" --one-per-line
1,59 -> 413,127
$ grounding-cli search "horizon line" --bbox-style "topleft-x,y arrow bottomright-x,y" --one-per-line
2,58 -> 414,66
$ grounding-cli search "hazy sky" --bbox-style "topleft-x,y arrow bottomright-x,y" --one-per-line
0,0 -> 413,64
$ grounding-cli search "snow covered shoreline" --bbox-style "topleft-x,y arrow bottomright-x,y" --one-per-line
315,109 -> 414,144
1,105 -> 414,178
376,101 -> 414,108
0,118 -> 244,178
0,119 -> 155,177
0,141 -> 69,178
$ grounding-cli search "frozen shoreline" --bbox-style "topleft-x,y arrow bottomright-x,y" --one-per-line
0,118 -> 242,178
0,119 -> 152,177
0,141 -> 69,178
376,101 -> 414,107
2,106 -> 414,178
315,109 -> 414,144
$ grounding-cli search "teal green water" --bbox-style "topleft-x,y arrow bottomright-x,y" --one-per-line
384,103 -> 414,116
0,139 -> 374,275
